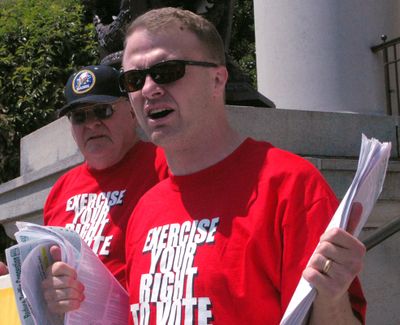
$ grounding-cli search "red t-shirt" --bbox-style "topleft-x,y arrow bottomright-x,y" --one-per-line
126,138 -> 366,324
44,141 -> 168,288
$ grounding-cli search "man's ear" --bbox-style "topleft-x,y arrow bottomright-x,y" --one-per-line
122,97 -> 136,120
213,66 -> 228,95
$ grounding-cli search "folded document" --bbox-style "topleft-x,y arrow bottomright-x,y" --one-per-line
5,222 -> 129,325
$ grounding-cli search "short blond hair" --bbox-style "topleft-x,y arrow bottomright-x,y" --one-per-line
124,7 -> 226,65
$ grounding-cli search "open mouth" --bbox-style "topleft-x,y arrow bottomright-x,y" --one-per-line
148,108 -> 174,120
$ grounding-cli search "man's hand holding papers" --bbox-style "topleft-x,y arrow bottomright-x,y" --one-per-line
303,204 -> 366,324
6,222 -> 129,325
281,134 -> 391,325
42,246 -> 85,314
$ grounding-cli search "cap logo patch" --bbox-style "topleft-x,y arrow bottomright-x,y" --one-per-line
72,70 -> 96,94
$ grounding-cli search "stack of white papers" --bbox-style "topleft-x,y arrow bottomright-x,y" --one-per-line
5,222 -> 129,325
280,134 -> 391,325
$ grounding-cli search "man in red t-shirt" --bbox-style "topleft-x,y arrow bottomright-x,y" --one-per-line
40,65 -> 168,314
120,7 -> 367,324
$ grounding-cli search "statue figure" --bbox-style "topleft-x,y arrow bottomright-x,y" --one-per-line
81,0 -> 274,107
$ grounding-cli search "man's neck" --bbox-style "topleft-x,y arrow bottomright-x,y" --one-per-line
165,127 -> 245,176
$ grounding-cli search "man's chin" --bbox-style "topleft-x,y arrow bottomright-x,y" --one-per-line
148,129 -> 174,147
84,144 -> 111,159
85,150 -> 118,170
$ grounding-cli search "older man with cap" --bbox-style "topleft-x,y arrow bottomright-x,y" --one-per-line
41,64 -> 168,313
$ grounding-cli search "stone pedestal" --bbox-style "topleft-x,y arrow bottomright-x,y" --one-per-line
254,0 -> 400,113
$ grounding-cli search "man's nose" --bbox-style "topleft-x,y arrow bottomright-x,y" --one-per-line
83,110 -> 102,126
141,75 -> 165,99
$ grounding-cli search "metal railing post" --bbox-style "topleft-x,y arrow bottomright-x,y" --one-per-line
381,36 -> 393,115
371,34 -> 400,116
363,216 -> 400,251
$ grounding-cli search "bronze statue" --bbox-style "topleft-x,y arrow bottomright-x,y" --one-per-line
82,0 -> 274,107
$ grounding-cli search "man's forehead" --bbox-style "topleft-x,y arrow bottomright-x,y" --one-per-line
124,29 -> 198,67
128,25 -> 200,50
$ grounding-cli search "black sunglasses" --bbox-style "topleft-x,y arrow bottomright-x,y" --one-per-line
119,59 -> 218,92
67,103 -> 115,125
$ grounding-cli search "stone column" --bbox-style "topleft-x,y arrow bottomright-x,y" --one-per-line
254,0 -> 400,113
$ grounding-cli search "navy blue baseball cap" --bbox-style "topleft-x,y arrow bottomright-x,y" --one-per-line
58,65 -> 127,117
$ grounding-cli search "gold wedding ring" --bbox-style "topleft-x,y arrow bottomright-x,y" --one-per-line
322,258 -> 333,275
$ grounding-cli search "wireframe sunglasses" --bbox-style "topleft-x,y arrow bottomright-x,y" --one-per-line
119,59 -> 218,92
67,103 -> 115,125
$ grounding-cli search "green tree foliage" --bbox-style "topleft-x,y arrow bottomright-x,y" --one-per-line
0,0 -> 98,182
230,0 -> 257,87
